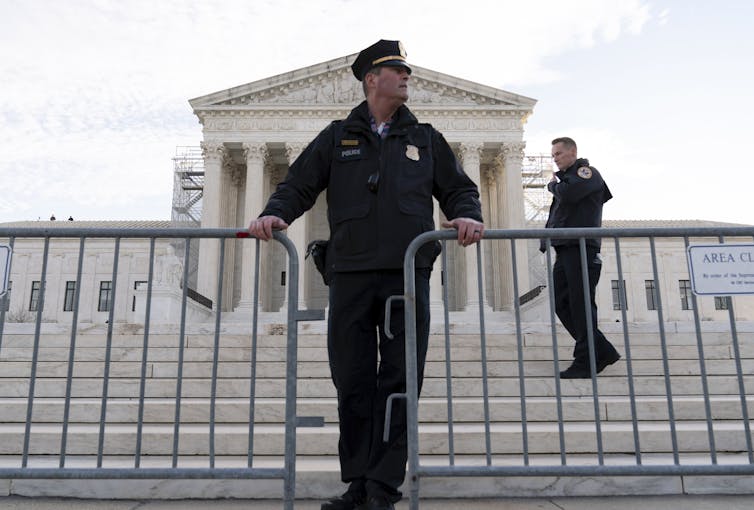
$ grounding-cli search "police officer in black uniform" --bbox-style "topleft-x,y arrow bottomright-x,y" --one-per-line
541,137 -> 620,379
248,40 -> 484,510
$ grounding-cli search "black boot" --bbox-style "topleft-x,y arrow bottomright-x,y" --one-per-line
321,490 -> 365,510
361,495 -> 395,510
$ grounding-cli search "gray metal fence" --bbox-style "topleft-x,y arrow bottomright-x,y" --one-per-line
396,226 -> 754,510
3,225 -> 754,506
0,227 -> 310,509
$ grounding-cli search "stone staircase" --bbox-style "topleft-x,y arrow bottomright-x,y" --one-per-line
0,319 -> 753,498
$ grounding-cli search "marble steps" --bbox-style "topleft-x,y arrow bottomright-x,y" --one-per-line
1,395 -> 751,424
2,328 -> 749,347
1,349 -> 753,374
0,420 -> 751,456
0,344 -> 748,366
1,372 -> 753,400
1,359 -> 752,383
1,328 -> 751,354
2,330 -> 751,499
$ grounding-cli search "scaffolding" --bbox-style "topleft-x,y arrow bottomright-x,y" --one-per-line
171,146 -> 204,290
522,153 -> 552,222
521,153 -> 552,289
171,146 -> 204,225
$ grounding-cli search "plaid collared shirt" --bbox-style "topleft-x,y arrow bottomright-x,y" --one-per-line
370,114 -> 393,139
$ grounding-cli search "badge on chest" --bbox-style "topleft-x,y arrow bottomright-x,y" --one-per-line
405,144 -> 420,161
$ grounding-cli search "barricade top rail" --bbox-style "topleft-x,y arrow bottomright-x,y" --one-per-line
405,225 -> 754,258
1,225 -> 752,241
0,227 -> 254,239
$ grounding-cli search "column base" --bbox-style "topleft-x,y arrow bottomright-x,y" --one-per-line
462,301 -> 494,315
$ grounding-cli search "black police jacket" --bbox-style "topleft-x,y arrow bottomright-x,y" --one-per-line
540,158 -> 613,252
260,101 -> 483,272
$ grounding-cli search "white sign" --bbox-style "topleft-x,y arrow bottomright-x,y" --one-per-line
0,245 -> 10,298
687,243 -> 754,295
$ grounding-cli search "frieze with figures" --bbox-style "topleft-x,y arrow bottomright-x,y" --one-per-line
210,69 -> 514,107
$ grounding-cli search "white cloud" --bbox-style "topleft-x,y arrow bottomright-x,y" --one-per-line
0,0 -> 668,222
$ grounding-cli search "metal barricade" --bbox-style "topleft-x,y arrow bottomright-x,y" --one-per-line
0,227 -> 313,509
396,226 -> 754,510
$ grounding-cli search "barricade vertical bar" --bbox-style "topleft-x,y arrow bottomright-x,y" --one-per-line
248,238 -> 261,468
97,237 -> 121,467
475,242 -> 492,466
684,236 -> 717,463
209,238 -> 226,468
440,243 -> 455,465
613,238 -> 641,464
545,239 -> 567,464
135,237 -> 156,468
404,240 -> 420,510
728,301 -> 752,462
60,236 -> 86,467
22,236 -> 50,468
719,235 -> 753,462
727,297 -> 753,461
172,238 -> 192,468
510,239 -> 529,465
279,232 -> 299,510
649,236 -> 679,464
0,236 -> 14,350
579,238 -> 605,464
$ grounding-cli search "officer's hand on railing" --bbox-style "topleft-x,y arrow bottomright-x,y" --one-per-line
441,218 -> 484,247
248,215 -> 289,241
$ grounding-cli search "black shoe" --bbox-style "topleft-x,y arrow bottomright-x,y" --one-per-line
596,350 -> 621,374
361,495 -> 395,510
560,352 -> 622,379
559,362 -> 591,379
321,491 -> 365,510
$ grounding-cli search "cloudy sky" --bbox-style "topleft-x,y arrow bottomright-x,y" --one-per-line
1,0 -> 751,225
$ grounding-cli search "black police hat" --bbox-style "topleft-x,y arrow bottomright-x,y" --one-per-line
351,39 -> 412,81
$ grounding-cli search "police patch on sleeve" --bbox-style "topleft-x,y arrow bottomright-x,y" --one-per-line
577,166 -> 593,179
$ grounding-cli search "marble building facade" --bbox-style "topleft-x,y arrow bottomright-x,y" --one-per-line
2,55 -> 751,326
189,53 -> 537,315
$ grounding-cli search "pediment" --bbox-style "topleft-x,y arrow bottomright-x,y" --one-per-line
190,54 -> 536,111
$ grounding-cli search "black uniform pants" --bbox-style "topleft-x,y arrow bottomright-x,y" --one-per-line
327,268 -> 431,501
553,245 -> 617,364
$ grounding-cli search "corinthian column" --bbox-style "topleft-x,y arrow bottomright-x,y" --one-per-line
197,141 -> 226,305
458,142 -> 488,312
500,142 -> 530,305
239,142 -> 268,309
218,154 -> 240,311
492,153 -> 513,310
284,143 -> 308,310
485,167 -> 504,310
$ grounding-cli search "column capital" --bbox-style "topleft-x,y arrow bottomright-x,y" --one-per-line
200,141 -> 226,162
284,142 -> 308,164
501,141 -> 526,162
242,142 -> 268,164
459,142 -> 484,162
